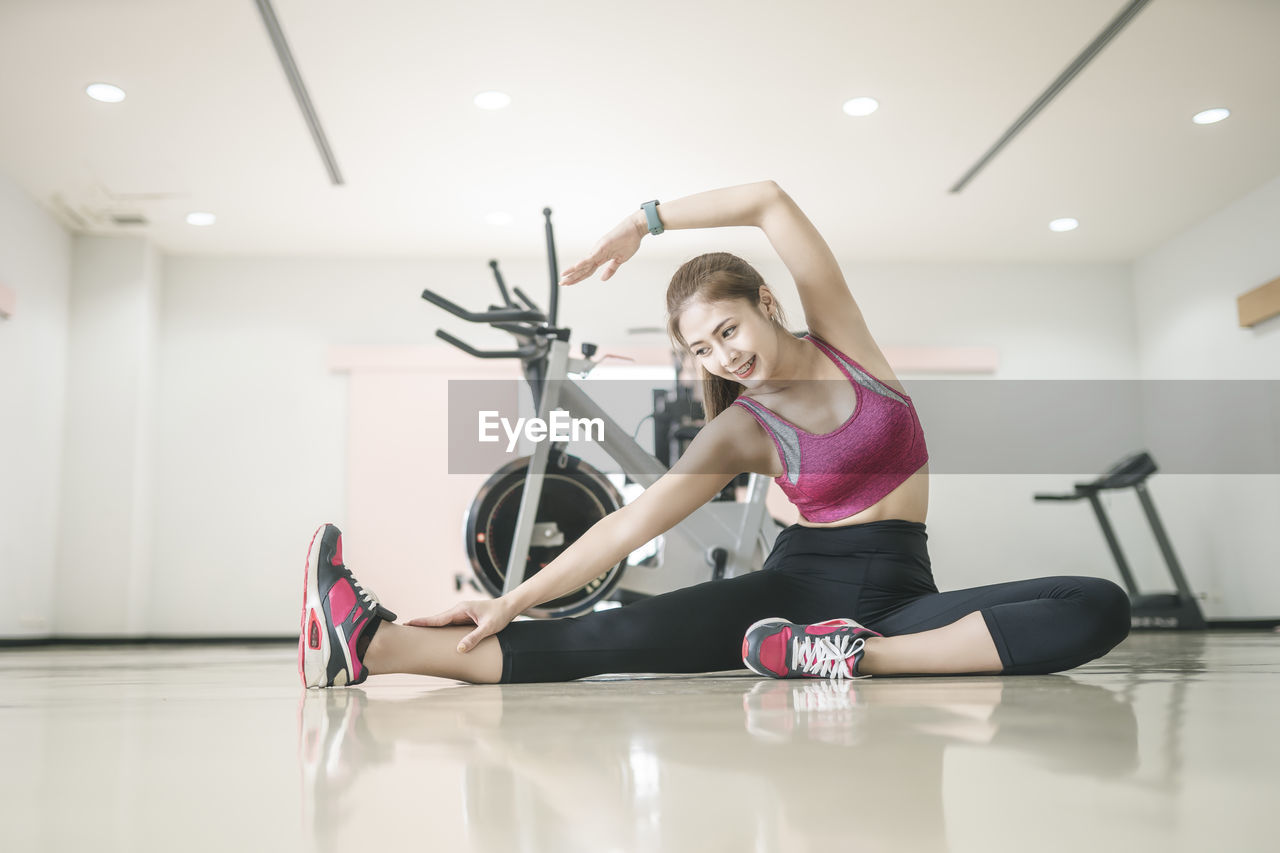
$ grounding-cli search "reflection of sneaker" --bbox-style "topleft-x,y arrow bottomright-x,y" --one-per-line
743,617 -> 881,680
297,689 -> 392,852
299,524 -> 397,688
743,680 -> 865,746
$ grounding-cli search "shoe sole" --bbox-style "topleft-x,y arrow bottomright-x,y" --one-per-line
299,524 -> 333,689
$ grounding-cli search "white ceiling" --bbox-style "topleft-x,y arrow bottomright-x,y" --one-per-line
1,0 -> 1277,262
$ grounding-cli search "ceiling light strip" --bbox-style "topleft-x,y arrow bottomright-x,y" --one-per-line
254,0 -> 344,186
948,0 -> 1154,194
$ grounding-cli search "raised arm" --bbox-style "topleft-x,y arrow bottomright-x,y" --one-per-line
558,180 -> 777,286
558,180 -> 891,377
754,183 -> 892,375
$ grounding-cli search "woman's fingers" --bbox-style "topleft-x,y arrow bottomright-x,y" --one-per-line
561,216 -> 643,286
457,626 -> 486,653
404,599 -> 515,653
561,256 -> 627,286
404,605 -> 469,627
560,259 -> 599,286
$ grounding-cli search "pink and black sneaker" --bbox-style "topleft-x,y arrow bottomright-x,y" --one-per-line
299,524 -> 397,689
742,617 -> 881,680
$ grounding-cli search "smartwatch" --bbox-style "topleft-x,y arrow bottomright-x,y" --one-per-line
641,199 -> 664,236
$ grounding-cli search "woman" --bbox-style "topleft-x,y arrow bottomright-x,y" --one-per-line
299,180 -> 1130,688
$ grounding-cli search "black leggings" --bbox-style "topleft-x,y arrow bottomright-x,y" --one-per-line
496,519 -> 1131,683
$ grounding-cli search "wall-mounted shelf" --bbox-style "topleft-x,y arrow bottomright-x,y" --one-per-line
1238,275 -> 1280,328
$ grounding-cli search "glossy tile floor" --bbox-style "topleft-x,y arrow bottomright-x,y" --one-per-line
2,632 -> 1277,852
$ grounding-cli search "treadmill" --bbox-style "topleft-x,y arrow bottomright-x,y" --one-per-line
1035,451 -> 1207,630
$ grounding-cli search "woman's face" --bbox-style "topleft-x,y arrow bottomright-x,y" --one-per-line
677,295 -> 778,385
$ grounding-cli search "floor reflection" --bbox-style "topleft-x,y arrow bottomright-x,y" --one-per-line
297,674 -> 1141,852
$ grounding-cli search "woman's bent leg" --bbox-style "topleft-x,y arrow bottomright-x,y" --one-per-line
860,611 -> 1003,675
863,576 -> 1131,675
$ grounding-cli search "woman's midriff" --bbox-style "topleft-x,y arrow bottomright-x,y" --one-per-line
795,463 -> 930,528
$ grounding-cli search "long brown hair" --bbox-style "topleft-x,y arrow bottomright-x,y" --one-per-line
665,252 -> 789,419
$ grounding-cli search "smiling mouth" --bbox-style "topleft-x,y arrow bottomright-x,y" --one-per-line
733,356 -> 756,378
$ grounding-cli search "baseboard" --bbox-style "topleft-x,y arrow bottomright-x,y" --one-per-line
1205,619 -> 1280,630
0,635 -> 295,648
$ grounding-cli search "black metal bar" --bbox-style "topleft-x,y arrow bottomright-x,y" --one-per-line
492,321 -> 539,337
512,287 -> 539,312
420,288 -> 545,324
1134,483 -> 1199,603
543,207 -> 560,326
1085,492 -> 1140,595
489,260 -> 515,307
434,329 -> 538,359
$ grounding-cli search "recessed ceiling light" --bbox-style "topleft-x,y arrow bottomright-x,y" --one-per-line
186,212 -> 216,226
842,97 -> 879,117
1049,218 -> 1079,232
474,91 -> 511,110
86,83 -> 126,103
485,212 -> 513,226
1192,107 -> 1230,125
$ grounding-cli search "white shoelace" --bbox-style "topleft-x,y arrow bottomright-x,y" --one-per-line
792,634 -> 866,680
351,577 -> 381,611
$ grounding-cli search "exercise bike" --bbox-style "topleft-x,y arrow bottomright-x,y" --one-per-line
421,208 -> 784,619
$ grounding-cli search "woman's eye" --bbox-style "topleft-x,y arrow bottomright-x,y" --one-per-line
723,326 -> 735,337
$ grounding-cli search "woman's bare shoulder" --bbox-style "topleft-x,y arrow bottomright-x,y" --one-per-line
698,399 -> 784,479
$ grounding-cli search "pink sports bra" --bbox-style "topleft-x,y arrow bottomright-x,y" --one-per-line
731,334 -> 929,523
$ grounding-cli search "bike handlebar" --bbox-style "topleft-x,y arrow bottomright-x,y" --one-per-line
420,288 -> 546,324
511,286 -> 539,312
492,321 -> 541,337
435,328 -> 543,359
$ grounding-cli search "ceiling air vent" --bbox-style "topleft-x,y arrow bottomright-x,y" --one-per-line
110,213 -> 149,226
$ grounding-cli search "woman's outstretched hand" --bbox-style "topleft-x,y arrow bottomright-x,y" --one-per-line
404,597 -> 517,654
558,214 -> 645,286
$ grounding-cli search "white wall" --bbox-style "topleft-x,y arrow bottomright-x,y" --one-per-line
0,172 -> 70,638
54,236 -> 161,635
1131,172 -> 1280,618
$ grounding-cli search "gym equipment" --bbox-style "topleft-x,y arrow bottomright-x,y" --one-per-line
422,208 -> 784,619
1035,451 -> 1206,630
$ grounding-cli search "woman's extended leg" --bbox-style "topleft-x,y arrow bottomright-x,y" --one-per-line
311,523 -> 816,686
363,624 -> 504,683
363,551 -> 814,684
494,568 -> 799,683
361,570 -> 785,685
859,576 -> 1131,676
